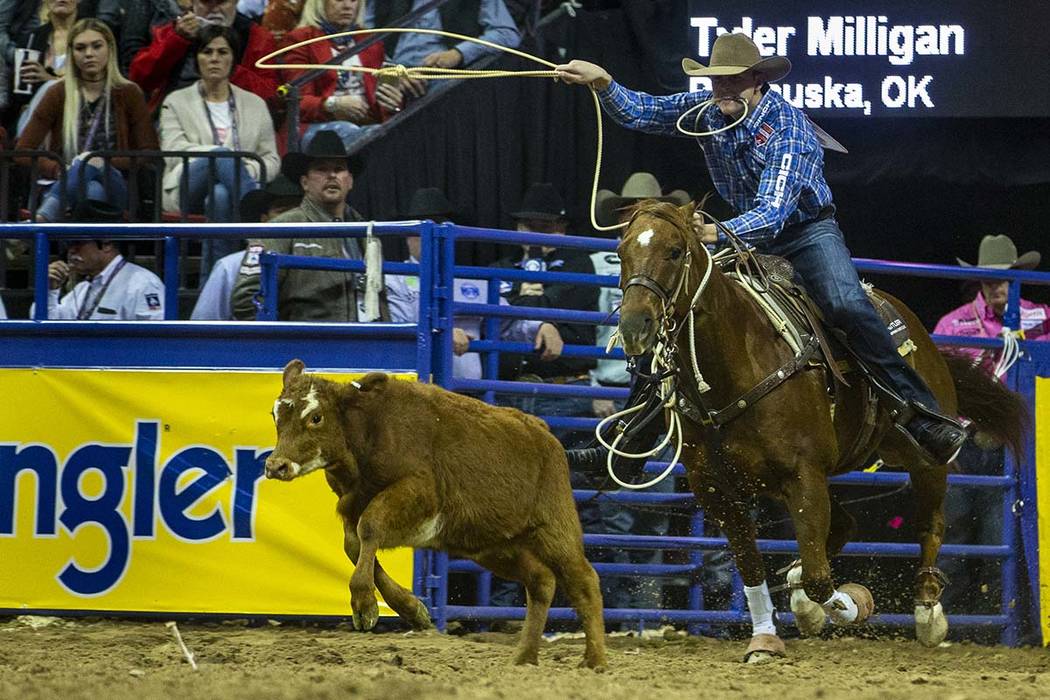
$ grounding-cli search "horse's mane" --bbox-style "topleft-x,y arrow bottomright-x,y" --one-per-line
625,199 -> 692,232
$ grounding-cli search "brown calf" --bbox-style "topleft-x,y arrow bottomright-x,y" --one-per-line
265,360 -> 607,668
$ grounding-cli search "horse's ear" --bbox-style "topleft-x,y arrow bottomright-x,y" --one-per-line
283,359 -> 305,388
678,200 -> 697,220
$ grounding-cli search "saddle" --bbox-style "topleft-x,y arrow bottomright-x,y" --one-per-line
682,252 -> 918,470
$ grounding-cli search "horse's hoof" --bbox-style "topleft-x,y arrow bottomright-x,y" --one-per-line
840,583 -> 875,623
787,566 -> 826,636
914,602 -> 948,647
743,633 -> 785,664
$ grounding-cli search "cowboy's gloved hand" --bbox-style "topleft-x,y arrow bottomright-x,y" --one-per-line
534,322 -> 564,361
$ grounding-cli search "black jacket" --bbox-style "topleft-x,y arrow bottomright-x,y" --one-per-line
495,245 -> 599,379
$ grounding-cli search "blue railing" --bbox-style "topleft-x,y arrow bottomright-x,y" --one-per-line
4,218 -> 1049,645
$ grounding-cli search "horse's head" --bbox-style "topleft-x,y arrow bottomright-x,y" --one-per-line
616,200 -> 702,357
265,359 -> 360,481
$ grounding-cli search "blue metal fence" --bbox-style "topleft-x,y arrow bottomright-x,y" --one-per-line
3,219 -> 1047,644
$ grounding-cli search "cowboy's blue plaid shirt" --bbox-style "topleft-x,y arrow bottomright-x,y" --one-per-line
597,81 -> 834,246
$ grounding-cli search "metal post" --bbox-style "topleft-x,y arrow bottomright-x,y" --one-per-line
163,236 -> 179,319
483,277 -> 501,404
258,252 -> 279,321
33,230 -> 49,320
416,221 -> 434,382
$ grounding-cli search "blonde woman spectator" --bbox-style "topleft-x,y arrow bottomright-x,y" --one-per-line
17,18 -> 157,222
279,0 -> 401,151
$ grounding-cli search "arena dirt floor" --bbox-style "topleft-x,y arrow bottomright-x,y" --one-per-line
2,616 -> 1048,700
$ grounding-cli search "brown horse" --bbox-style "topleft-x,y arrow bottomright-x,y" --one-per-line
614,201 -> 1026,662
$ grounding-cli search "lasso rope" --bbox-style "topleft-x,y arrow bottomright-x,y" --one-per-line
256,27 -> 625,233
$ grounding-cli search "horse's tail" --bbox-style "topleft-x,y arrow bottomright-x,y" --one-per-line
941,351 -> 1030,458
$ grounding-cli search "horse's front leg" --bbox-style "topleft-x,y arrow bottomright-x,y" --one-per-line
704,496 -> 785,664
783,471 -> 874,629
907,463 -> 950,646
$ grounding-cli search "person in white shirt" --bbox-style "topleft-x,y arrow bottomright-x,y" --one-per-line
384,187 -> 554,379
191,174 -> 303,321
37,199 -> 165,320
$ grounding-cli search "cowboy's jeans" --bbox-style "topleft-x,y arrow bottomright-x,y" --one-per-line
765,217 -> 943,413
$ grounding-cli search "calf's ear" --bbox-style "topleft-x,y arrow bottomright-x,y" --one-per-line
354,372 -> 389,392
283,359 -> 306,387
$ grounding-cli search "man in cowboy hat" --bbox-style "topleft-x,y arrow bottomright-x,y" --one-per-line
36,200 -> 165,321
192,174 -> 303,320
555,33 -> 968,466
933,234 -> 1046,616
385,186 -> 552,379
496,182 -> 598,392
231,129 -> 390,322
934,234 -> 1049,368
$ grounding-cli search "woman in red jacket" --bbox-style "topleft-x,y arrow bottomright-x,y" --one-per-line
279,0 -> 402,151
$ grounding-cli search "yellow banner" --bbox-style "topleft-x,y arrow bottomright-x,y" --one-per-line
1037,377 -> 1050,644
0,369 -> 415,616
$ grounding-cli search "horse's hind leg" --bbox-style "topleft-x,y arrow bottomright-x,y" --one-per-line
783,473 -> 874,628
786,493 -> 857,635
906,462 -> 950,646
704,498 -> 785,663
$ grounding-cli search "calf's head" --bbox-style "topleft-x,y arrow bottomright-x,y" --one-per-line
265,359 -> 354,481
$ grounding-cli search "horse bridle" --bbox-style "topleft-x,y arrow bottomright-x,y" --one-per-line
621,207 -> 696,320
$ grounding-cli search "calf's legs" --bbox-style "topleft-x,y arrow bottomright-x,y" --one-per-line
343,526 -> 432,630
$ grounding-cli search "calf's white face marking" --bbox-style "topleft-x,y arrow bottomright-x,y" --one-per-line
300,384 -> 320,419
273,398 -> 294,423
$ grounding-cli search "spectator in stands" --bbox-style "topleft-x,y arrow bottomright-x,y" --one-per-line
496,182 -> 597,441
37,199 -> 165,319
17,19 -> 157,222
119,1 -> 191,75
231,129 -> 390,321
279,0 -> 402,152
934,234 -> 1048,614
385,186 -> 552,378
191,172 -> 301,320
12,0 -> 79,131
236,0 -> 265,21
935,235 -> 1050,365
129,0 -> 278,112
364,0 -> 520,100
159,23 -> 279,273
2,0 -> 118,120
261,0 -> 303,41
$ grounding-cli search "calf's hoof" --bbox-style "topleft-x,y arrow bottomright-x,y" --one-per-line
407,600 -> 434,630
580,651 -> 608,671
914,602 -> 948,647
351,595 -> 380,631
839,583 -> 875,623
788,566 -> 826,636
512,648 -> 539,666
743,634 -> 786,664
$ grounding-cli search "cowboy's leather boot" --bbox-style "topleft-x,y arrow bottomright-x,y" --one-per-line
906,414 -> 967,464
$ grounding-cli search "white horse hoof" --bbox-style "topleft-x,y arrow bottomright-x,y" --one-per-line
787,565 -> 826,636
914,602 -> 948,647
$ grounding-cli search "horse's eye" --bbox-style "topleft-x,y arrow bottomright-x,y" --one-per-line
668,247 -> 683,260
311,413 -> 322,425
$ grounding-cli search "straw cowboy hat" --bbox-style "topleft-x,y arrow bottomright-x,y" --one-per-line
682,32 -> 791,82
957,235 -> 1041,270
595,172 -> 690,227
